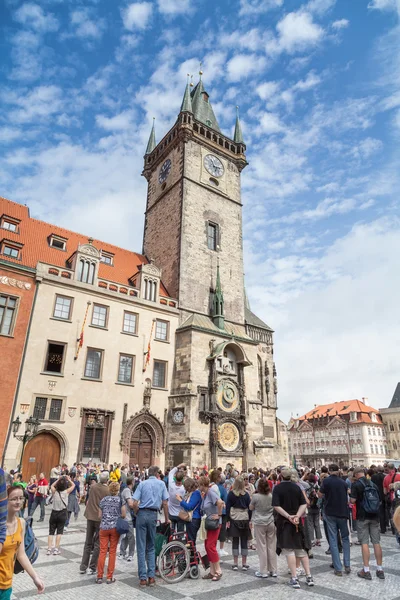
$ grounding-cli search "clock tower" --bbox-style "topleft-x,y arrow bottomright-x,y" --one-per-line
142,76 -> 287,469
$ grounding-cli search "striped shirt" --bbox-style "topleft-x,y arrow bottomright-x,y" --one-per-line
0,468 -> 7,545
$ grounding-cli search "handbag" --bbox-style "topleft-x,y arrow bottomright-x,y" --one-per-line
178,492 -> 193,522
205,515 -> 220,531
116,516 -> 130,535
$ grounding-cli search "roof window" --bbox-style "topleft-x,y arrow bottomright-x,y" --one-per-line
100,251 -> 114,266
49,235 -> 67,251
1,216 -> 20,233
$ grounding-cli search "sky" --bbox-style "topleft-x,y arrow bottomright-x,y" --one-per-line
1,0 -> 400,424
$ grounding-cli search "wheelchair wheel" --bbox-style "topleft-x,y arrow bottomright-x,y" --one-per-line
158,541 -> 190,583
189,565 -> 200,579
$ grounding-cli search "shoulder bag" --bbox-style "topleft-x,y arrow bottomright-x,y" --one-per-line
178,492 -> 193,522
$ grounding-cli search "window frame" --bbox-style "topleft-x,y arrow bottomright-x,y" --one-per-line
155,319 -> 169,342
100,251 -> 114,266
3,244 -> 20,259
83,347 -> 104,381
117,353 -> 135,385
42,341 -> 67,375
207,221 -> 219,251
91,303 -> 109,329
122,311 -> 138,335
1,219 -> 18,233
49,235 -> 67,251
0,293 -> 18,336
153,359 -> 167,389
52,294 -> 73,321
32,395 -> 65,422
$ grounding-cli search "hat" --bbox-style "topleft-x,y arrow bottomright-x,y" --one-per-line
281,468 -> 292,480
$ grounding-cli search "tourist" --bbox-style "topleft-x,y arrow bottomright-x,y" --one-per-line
168,462 -> 187,532
0,467 -> 7,554
96,482 -> 124,584
226,476 -> 251,571
132,465 -> 169,587
79,473 -> 109,574
306,474 -> 322,548
393,505 -> 400,533
217,474 -> 229,557
350,467 -> 384,580
383,463 -> 400,535
319,464 -> 351,576
26,476 -> 37,518
272,468 -> 314,589
176,477 -> 202,545
119,476 -> 135,561
199,475 -> 224,582
65,472 -> 80,531
47,475 -> 75,555
0,486 -> 44,598
371,466 -> 386,534
249,477 -> 277,578
29,472 -> 48,522
49,465 -> 61,487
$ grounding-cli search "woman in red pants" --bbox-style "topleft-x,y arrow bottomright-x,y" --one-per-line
199,476 -> 224,582
96,482 -> 125,584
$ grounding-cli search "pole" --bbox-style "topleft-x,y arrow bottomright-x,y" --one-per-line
18,432 -> 29,472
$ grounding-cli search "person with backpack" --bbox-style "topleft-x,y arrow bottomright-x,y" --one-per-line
47,475 -> 75,555
0,486 -> 44,599
350,467 -> 384,580
305,474 -> 322,547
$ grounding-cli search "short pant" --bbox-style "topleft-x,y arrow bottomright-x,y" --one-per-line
281,548 -> 307,557
0,588 -> 12,600
49,508 -> 68,535
357,519 -> 380,545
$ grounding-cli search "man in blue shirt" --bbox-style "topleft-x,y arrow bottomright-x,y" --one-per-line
132,465 -> 169,587
319,464 -> 351,576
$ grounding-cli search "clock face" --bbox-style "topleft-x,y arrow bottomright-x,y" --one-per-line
159,159 -> 172,184
172,410 -> 184,424
218,422 -> 240,452
204,154 -> 224,178
216,380 -> 239,413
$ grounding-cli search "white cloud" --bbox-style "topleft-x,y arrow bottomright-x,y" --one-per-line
8,30 -> 43,82
70,9 -> 106,40
226,54 -> 267,82
293,70 -> 321,91
13,2 -> 59,32
306,0 -> 336,16
332,19 -> 349,29
157,0 -> 192,15
351,137 -> 383,159
3,85 -> 64,124
267,11 -> 324,55
257,81 -> 280,100
259,111 -> 284,133
122,2 -> 153,31
239,0 -> 283,15
96,110 -> 136,131
368,0 -> 400,13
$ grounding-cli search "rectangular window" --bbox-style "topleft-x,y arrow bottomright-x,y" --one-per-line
84,348 -> 103,379
49,236 -> 66,250
3,245 -> 19,258
44,342 -> 66,374
118,354 -> 134,384
91,304 -> 108,328
370,444 -> 374,454
53,295 -> 72,320
153,360 -> 167,388
155,319 -> 169,341
49,398 -> 63,421
0,294 -> 17,335
33,397 -> 47,420
375,444 -> 378,454
100,252 -> 113,265
83,427 -> 103,459
207,222 -> 218,250
380,445 -> 383,454
2,220 -> 17,232
122,311 -> 137,334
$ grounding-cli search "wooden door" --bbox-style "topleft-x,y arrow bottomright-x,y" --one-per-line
129,426 -> 153,469
22,433 -> 60,481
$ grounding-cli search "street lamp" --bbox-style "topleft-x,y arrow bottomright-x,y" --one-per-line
12,415 -> 41,471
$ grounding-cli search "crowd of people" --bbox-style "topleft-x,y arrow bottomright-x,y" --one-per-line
0,460 -> 400,596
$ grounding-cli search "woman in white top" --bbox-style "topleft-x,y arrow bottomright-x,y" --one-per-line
47,475 -> 75,555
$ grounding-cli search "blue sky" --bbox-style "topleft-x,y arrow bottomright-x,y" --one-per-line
1,0 -> 400,422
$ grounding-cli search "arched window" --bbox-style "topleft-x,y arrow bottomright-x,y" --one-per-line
88,262 -> 95,285
78,259 -> 84,281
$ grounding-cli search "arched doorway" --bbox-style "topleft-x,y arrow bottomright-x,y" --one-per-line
22,433 -> 60,481
129,425 -> 153,469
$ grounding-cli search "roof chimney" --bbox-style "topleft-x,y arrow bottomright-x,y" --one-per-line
361,397 -> 368,404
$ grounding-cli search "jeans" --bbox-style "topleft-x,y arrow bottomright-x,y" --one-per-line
80,520 -> 100,571
120,521 -> 135,557
169,514 -> 185,533
136,509 -> 157,581
325,516 -> 350,572
186,518 -> 201,545
97,528 -> 119,579
307,509 -> 322,541
30,496 -> 46,520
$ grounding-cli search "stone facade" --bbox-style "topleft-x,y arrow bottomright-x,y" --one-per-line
380,383 -> 400,459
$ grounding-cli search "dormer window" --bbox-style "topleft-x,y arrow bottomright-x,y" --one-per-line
371,413 -> 377,422
49,235 -> 67,251
350,411 -> 357,421
100,251 -> 113,266
78,259 -> 96,285
1,217 -> 19,233
2,240 -> 22,259
143,278 -> 157,302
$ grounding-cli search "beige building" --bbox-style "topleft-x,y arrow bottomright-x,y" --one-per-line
380,383 -> 400,459
289,399 -> 388,468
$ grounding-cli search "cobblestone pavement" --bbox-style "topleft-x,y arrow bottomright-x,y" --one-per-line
11,510 -> 400,600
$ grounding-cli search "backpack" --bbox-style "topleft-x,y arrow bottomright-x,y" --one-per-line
307,484 -> 319,508
360,479 -> 381,515
14,517 -> 39,574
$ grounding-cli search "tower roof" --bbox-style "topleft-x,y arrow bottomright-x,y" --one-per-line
180,80 -> 193,113
145,119 -> 156,155
389,383 -> 400,408
233,107 -> 244,144
190,79 -> 221,133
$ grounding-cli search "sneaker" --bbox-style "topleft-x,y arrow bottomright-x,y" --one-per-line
46,548 -> 53,556
308,552 -> 314,559
118,553 -> 126,559
255,571 -> 268,578
306,575 -> 315,587
79,569 -> 87,574
334,570 -> 342,577
126,556 -> 134,562
64,526 -> 68,532
289,577 -> 301,589
345,566 -> 351,575
270,572 -> 278,578
242,565 -> 250,571
88,569 -> 96,575
376,570 -> 385,580
357,569 -> 372,580
231,565 -> 238,571
325,549 -> 331,555
53,548 -> 60,555
219,549 -> 229,557
296,567 -> 305,577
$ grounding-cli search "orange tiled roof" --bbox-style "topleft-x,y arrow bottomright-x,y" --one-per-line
0,196 -> 169,296
296,399 -> 382,425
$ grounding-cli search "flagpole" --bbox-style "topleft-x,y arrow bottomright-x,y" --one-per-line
74,301 -> 91,360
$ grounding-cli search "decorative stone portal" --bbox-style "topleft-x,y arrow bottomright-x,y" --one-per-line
120,409 -> 165,469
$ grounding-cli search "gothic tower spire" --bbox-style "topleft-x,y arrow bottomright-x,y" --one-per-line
212,261 -> 225,330
180,76 -> 193,113
234,106 -> 244,144
145,118 -> 156,155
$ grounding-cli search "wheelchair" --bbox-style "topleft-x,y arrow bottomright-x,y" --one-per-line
157,525 -> 203,583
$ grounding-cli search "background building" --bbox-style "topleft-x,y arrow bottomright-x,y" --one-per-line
289,399 -> 388,468
380,383 -> 400,459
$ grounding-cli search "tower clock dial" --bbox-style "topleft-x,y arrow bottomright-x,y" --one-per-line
159,159 -> 172,184
204,154 -> 224,178
172,409 -> 184,424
